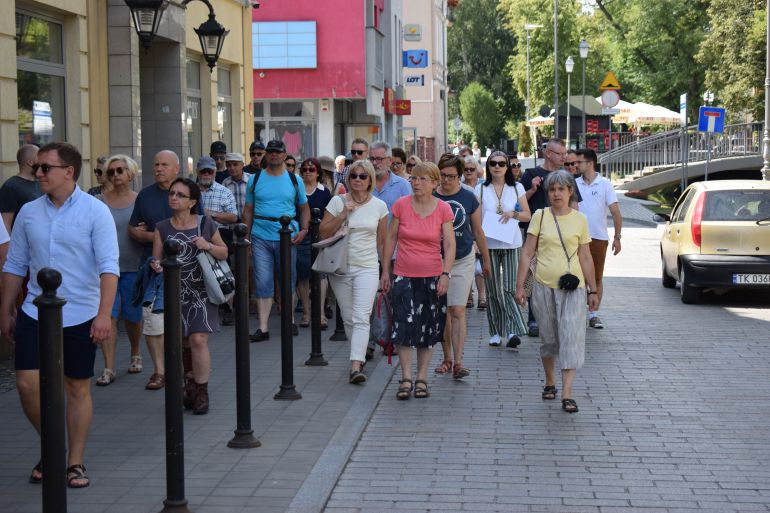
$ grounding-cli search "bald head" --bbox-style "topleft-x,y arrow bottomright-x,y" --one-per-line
17,144 -> 39,173
154,150 -> 181,188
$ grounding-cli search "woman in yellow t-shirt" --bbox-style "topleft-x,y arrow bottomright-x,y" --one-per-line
515,170 -> 598,414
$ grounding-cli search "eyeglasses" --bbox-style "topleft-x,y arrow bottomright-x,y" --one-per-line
409,175 -> 431,183
198,168 -> 215,175
168,190 -> 190,199
301,166 -> 317,173
107,167 -> 126,177
406,163 -> 416,169
440,173 -> 458,180
392,161 -> 403,168
211,155 -> 226,161
464,167 -> 477,173
349,173 -> 369,180
368,156 -> 386,163
488,160 -> 507,168
564,161 -> 578,167
285,162 -> 296,169
548,149 -> 566,158
94,169 -> 103,176
511,163 -> 522,169
250,152 -> 265,158
351,150 -> 366,156
33,163 -> 70,174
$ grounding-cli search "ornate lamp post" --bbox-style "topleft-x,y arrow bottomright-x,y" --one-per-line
763,0 -> 770,181
565,56 -> 574,149
579,39 -> 589,148
525,23 -> 543,156
125,0 -> 229,71
553,0 -> 559,138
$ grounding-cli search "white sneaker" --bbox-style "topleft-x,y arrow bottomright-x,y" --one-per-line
489,334 -> 502,346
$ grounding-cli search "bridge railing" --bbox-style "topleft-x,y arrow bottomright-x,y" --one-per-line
598,122 -> 763,181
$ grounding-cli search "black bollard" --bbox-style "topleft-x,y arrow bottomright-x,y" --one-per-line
274,216 -> 302,400
33,268 -> 67,513
329,303 -> 347,341
305,208 -> 328,366
228,224 -> 261,448
160,240 -> 191,513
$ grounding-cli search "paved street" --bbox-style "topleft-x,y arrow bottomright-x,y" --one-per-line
2,221 -> 770,513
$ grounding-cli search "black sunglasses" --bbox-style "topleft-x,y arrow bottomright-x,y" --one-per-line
349,173 -> 369,180
351,150 -> 365,156
198,168 -> 215,175
488,161 -> 507,168
94,168 -> 103,176
33,163 -> 70,174
107,167 -> 126,176
564,162 -> 578,167
511,163 -> 522,168
211,155 -> 226,161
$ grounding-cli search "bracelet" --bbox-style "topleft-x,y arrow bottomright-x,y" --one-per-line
587,291 -> 597,295
614,234 -> 621,240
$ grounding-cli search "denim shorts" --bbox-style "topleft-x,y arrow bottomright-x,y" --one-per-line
111,272 -> 142,323
14,309 -> 97,379
251,237 -> 297,298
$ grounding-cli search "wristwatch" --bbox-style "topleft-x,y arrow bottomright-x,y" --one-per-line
441,271 -> 452,279
614,233 -> 621,240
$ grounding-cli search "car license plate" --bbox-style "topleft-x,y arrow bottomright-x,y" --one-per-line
732,273 -> 770,285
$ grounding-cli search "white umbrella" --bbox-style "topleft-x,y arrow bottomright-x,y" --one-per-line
627,102 -> 682,126
527,115 -> 554,127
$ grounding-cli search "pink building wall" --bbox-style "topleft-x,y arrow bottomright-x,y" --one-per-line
252,0 -> 366,99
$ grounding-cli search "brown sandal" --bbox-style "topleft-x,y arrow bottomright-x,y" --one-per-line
66,464 -> 90,488
452,363 -> 470,380
434,360 -> 452,374
145,373 -> 165,390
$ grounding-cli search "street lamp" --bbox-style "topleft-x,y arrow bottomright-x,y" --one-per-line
125,0 -> 229,71
553,0 -> 559,138
565,56 -> 574,149
763,0 -> 770,181
579,39 -> 589,148
525,23 -> 543,156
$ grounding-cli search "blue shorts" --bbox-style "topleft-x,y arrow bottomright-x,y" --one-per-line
14,309 -> 97,379
111,272 -> 142,323
251,237 -> 296,298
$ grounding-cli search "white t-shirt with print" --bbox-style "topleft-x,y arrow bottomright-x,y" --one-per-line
576,174 -> 618,241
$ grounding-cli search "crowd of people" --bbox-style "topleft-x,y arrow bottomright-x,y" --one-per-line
0,135 -> 622,487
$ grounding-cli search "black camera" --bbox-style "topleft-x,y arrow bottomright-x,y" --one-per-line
558,273 -> 580,291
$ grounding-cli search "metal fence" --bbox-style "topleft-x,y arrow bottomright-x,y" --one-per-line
598,123 -> 764,181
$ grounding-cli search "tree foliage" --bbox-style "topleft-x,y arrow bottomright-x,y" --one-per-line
459,82 -> 500,146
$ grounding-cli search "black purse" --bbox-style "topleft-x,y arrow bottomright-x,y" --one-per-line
550,209 -> 580,292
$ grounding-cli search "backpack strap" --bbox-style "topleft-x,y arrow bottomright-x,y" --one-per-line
249,167 -> 301,208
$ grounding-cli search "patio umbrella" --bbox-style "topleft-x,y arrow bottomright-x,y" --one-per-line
527,115 -> 554,127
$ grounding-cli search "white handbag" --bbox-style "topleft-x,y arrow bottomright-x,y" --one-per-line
196,216 -> 235,305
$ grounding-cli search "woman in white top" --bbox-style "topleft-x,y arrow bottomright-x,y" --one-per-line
319,160 -> 388,384
476,151 -> 531,348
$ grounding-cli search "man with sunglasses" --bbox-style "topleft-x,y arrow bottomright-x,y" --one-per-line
518,138 -> 582,337
244,141 -> 266,174
210,141 -> 229,184
339,138 -> 369,187
564,150 -> 580,177
1,141 -> 119,488
0,144 -> 41,234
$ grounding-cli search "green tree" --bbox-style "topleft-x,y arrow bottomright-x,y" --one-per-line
697,0 -> 766,121
459,82 -> 500,146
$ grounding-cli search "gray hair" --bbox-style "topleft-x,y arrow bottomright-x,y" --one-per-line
543,169 -> 576,192
463,155 -> 480,168
370,140 -> 391,156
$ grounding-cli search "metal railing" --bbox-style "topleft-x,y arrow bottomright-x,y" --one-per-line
598,122 -> 764,181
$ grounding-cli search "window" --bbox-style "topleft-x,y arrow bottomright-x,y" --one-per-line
254,101 -> 316,159
252,21 -> 317,69
217,68 -> 232,149
16,11 -> 65,146
186,60 -> 202,159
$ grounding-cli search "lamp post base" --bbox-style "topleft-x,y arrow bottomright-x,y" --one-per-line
274,386 -> 302,401
227,430 -> 261,449
160,499 -> 192,513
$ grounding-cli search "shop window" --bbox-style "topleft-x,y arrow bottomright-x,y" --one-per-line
217,68 -> 232,149
254,101 -> 316,159
252,21 -> 317,69
16,11 -> 66,146
186,59 -> 202,159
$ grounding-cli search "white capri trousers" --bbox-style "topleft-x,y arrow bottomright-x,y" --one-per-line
530,281 -> 587,370
328,265 -> 380,362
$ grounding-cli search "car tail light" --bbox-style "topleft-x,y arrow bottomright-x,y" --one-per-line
691,192 -> 706,247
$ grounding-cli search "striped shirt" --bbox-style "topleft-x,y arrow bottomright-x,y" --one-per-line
222,172 -> 253,221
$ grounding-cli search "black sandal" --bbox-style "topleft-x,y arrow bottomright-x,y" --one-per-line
29,460 -> 42,484
396,379 -> 413,400
66,464 -> 90,488
561,398 -> 579,413
542,385 -> 557,400
413,379 -> 430,399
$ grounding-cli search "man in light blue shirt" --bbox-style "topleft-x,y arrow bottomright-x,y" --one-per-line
1,142 -> 119,488
370,141 -> 411,215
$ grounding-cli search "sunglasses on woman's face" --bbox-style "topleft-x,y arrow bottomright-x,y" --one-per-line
168,190 -> 190,199
511,163 -> 522,168
349,173 -> 369,180
94,168 -> 103,176
107,167 -> 126,177
301,166 -> 317,173
488,160 -> 507,168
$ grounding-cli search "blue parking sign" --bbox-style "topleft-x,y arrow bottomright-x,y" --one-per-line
698,106 -> 726,133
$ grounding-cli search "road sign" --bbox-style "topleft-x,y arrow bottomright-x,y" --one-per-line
680,93 -> 687,126
600,89 -> 620,108
599,71 -> 621,90
697,106 -> 726,133
402,50 -> 428,68
601,108 -> 620,115
453,116 -> 461,131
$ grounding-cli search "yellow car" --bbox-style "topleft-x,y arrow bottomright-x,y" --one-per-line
654,180 -> 770,303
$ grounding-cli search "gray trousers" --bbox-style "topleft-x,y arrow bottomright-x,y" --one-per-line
531,281 -> 587,369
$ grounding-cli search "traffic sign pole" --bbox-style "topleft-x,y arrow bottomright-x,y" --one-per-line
705,131 -> 712,181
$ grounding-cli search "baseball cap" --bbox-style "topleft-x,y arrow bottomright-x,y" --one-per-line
249,141 -> 266,152
225,152 -> 244,163
210,141 -> 227,154
196,156 -> 217,171
265,140 -> 286,152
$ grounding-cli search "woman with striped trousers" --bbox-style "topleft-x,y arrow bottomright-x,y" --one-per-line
475,151 -> 531,348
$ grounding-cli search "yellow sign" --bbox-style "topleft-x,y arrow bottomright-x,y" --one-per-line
599,71 -> 621,90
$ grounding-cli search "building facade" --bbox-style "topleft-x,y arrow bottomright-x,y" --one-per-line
250,0 -> 404,159
401,0 -> 449,162
2,0 -> 254,188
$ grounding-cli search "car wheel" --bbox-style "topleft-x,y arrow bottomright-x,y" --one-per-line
679,267 -> 702,304
661,255 -> 676,289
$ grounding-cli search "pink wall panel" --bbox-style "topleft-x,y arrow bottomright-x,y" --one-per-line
252,0 -> 366,99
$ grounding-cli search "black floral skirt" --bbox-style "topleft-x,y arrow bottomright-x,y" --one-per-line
390,275 -> 447,348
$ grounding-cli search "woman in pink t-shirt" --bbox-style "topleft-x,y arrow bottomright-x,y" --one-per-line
381,162 -> 456,400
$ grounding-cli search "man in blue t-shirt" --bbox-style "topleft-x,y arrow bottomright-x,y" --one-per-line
242,140 -> 309,342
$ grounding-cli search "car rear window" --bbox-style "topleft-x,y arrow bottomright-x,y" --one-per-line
703,190 -> 770,221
